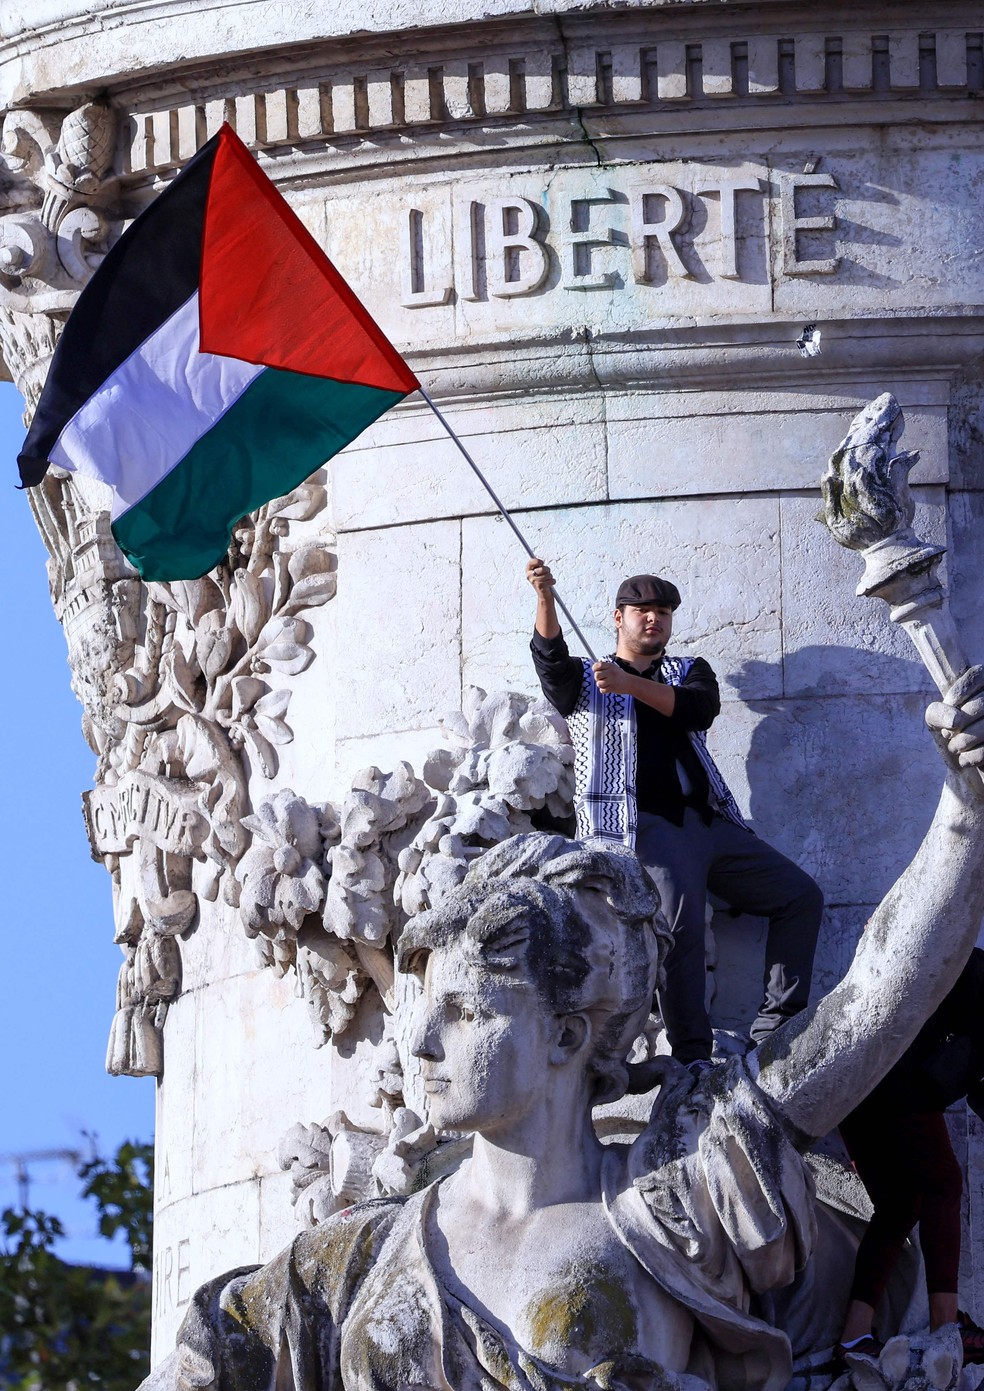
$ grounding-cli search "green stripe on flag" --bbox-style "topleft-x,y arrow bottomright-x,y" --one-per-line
112,368 -> 405,580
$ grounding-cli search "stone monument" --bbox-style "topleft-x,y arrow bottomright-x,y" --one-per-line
142,695 -> 984,1390
1,0 -> 983,1381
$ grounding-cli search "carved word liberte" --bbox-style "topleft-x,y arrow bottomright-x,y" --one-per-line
401,170 -> 837,306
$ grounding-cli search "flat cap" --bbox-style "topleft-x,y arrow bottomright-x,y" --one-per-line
615,574 -> 681,610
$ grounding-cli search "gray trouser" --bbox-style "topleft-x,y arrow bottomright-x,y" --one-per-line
637,808 -> 824,1064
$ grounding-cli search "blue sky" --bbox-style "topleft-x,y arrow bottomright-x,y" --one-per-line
0,378 -> 154,1267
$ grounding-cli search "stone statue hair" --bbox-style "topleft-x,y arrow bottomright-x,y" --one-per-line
397,833 -> 672,1105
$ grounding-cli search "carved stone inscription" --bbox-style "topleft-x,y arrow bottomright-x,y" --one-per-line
153,1238 -> 192,1322
398,164 -> 838,308
85,773 -> 207,858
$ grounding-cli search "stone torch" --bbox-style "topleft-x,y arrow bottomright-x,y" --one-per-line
820,392 -> 969,704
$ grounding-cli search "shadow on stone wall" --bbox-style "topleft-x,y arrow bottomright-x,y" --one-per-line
711,645 -> 941,1035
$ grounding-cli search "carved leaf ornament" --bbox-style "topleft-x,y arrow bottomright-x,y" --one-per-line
44,473 -> 339,1076
237,789 -> 327,938
69,465 -> 574,1077
226,684 -> 574,1059
0,102 -> 118,323
4,107 -> 576,1097
397,686 -> 574,916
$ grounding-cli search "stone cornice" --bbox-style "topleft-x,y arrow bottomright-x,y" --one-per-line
398,312 -> 984,404
3,1 -> 981,119
0,1 -> 954,94
91,18 -> 984,193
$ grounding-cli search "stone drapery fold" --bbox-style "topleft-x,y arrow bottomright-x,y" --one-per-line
142,1059 -> 815,1391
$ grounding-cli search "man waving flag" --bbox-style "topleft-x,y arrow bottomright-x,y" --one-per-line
18,124 -> 419,581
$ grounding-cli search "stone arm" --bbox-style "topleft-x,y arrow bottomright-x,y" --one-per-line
753,738 -> 984,1142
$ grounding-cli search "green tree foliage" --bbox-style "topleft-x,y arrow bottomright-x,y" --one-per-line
79,1142 -> 153,1273
0,1141 -> 153,1390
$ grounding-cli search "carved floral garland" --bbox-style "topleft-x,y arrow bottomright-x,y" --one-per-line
3,100 -> 578,1214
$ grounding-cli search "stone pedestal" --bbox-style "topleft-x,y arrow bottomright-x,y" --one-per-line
2,0 -> 983,1366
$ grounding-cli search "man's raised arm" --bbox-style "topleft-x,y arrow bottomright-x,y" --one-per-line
754,667 -> 984,1141
526,557 -> 583,718
528,556 -> 560,639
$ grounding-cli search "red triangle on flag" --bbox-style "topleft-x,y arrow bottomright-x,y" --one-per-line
199,125 -> 418,395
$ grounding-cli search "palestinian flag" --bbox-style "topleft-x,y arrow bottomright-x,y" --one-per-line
18,124 -> 419,581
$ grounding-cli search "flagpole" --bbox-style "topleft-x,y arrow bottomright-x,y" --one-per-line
417,386 -> 598,662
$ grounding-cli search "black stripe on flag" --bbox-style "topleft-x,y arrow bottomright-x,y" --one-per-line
18,132 -> 221,487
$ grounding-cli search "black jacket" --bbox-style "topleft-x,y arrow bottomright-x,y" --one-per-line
854,948 -> 984,1118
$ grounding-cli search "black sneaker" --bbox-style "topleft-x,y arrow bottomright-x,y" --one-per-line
958,1311 -> 984,1365
835,1335 -> 884,1372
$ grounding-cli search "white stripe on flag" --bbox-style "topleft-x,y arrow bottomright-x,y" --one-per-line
51,292 -> 263,519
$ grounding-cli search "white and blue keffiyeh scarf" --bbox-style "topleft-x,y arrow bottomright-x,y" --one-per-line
567,654 -> 745,847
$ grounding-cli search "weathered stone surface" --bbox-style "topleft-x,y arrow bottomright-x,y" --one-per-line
607,393 -> 947,503
290,145 -> 983,350
189,969 -> 319,1193
6,0 -> 984,1369
150,1180 -> 261,1364
711,694 -> 943,901
151,974 -> 396,1357
772,140 -> 984,320
780,489 -> 947,697
332,520 -> 461,741
949,490 -> 984,666
154,995 -> 197,1216
332,394 -> 607,531
176,898 -> 260,994
257,1168 -> 298,1259
461,497 -> 783,699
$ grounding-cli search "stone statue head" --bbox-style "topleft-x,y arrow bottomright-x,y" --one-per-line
397,833 -> 670,1113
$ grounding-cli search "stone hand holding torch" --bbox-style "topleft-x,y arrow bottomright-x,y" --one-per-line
820,392 -> 984,777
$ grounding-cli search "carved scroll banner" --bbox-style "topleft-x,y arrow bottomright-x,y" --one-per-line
85,770 -> 207,1079
84,771 -> 208,859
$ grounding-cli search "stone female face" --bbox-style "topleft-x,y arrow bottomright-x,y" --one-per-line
409,935 -> 561,1136
398,836 -> 668,1114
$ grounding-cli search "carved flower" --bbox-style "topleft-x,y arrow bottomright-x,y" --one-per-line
323,763 -> 432,946
396,687 -> 574,913
487,741 -> 573,814
236,789 -> 328,937
295,929 -> 367,1041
